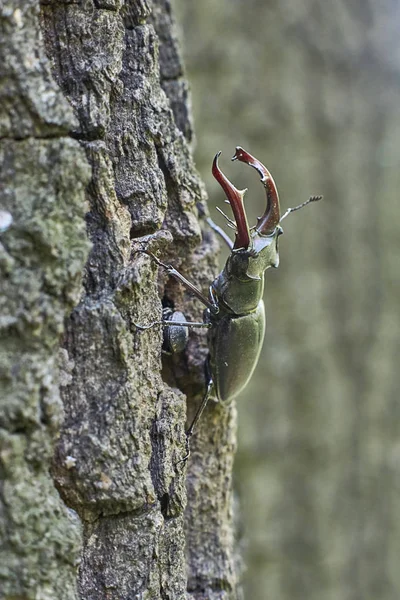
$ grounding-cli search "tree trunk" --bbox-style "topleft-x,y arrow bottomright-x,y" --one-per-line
1,1 -> 241,599
175,1 -> 400,599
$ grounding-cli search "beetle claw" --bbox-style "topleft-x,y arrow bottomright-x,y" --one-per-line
215,147 -> 281,238
232,146 -> 281,235
212,152 -> 251,249
175,435 -> 191,468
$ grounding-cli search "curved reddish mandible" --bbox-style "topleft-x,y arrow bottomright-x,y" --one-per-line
212,152 -> 251,249
232,146 -> 280,235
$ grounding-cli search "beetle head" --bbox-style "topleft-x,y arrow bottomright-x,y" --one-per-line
212,147 -> 282,281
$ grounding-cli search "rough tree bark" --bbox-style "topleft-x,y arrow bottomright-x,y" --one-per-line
1,1 -> 240,599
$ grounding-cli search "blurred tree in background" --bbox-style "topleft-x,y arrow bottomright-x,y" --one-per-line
175,1 -> 400,599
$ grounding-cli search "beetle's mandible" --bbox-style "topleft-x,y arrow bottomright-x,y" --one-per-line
136,146 -> 322,463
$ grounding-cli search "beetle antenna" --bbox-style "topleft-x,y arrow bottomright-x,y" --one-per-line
205,215 -> 234,249
216,206 -> 237,229
196,202 -> 234,249
280,195 -> 323,222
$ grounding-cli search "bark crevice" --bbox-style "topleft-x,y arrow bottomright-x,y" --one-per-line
2,0 -> 240,598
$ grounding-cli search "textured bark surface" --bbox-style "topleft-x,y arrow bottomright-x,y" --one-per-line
0,2 -> 90,598
175,1 -> 400,599
1,1 -> 241,599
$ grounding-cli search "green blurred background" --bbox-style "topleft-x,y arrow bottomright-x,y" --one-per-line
174,1 -> 400,599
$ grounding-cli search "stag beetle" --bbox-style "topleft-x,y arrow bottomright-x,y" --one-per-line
137,147 -> 321,462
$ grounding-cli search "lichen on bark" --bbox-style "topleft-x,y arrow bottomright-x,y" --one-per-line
0,5 -> 91,598
0,0 -> 242,599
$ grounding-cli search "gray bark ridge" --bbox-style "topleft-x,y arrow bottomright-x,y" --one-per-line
0,2 -> 90,598
36,1 -> 241,599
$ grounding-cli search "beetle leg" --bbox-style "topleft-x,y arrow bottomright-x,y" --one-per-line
176,376 -> 214,466
141,251 -> 219,314
186,376 -> 214,438
132,320 -> 161,330
163,320 -> 211,328
133,319 -> 211,330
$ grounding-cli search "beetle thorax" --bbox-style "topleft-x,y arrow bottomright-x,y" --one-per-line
212,228 -> 281,315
